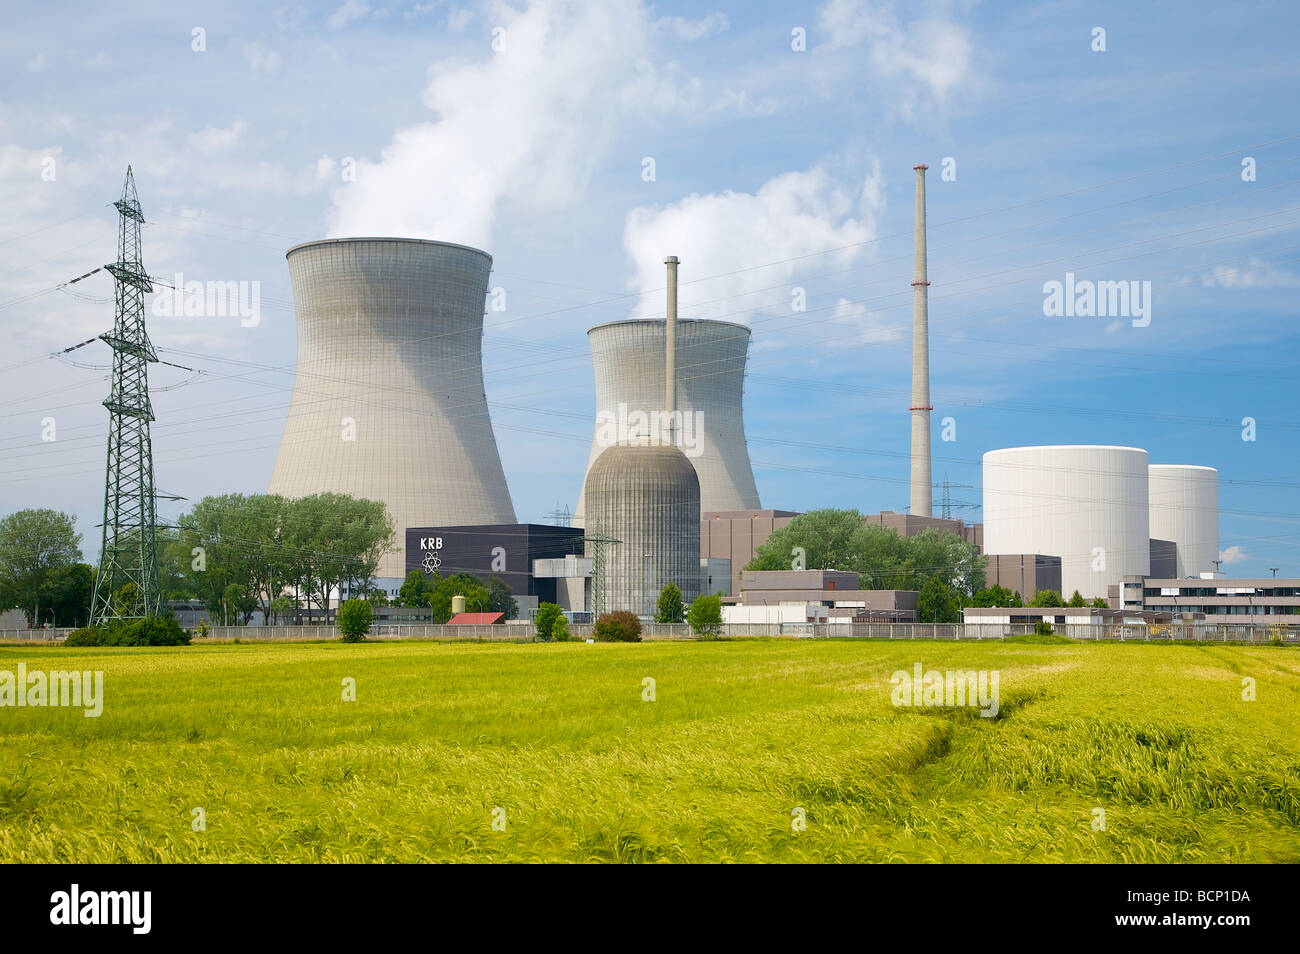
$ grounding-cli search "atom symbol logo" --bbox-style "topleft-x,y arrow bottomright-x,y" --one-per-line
421,553 -> 441,574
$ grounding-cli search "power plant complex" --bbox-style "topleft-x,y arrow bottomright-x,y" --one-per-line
257,165 -> 1295,626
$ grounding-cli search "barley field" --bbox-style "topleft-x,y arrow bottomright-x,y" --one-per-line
0,639 -> 1296,863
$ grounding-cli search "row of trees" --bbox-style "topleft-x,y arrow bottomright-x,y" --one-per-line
394,570 -> 518,623
164,492 -> 394,624
746,509 -> 987,597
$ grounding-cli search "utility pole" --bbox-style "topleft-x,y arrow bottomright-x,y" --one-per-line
1212,559 -> 1223,575
90,166 -> 161,625
1269,567 -> 1279,578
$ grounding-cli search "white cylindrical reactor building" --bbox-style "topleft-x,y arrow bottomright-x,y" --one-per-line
982,445 -> 1149,601
269,238 -> 516,578
1148,464 -> 1218,578
576,319 -> 759,525
584,444 -> 701,617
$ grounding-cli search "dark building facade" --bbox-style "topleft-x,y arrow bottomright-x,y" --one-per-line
405,524 -> 584,604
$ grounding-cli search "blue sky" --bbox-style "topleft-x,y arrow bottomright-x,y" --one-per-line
1,0 -> 1298,577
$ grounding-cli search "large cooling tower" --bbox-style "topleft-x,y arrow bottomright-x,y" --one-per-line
269,238 -> 515,578
584,444 -> 701,616
982,445 -> 1149,601
1149,465 -> 1218,578
575,319 -> 759,524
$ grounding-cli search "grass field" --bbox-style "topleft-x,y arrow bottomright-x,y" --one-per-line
1,638 -> 1297,863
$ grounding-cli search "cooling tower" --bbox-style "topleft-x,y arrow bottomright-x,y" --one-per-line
982,445 -> 1149,601
575,318 -> 759,524
584,444 -> 701,616
269,237 -> 515,578
1149,465 -> 1218,577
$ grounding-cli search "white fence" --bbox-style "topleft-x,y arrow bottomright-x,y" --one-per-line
4,622 -> 1296,645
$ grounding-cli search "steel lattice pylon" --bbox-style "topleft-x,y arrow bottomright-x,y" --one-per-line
90,166 -> 160,625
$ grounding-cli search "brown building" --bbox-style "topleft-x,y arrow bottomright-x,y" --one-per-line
983,553 -> 1063,599
736,569 -> 918,621
701,509 -> 799,597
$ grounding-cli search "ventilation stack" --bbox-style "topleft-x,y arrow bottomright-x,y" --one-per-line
910,163 -> 933,517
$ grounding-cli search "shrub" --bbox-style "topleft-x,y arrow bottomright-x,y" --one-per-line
64,626 -> 101,647
594,610 -> 642,643
1034,620 -> 1055,636
551,614 -> 570,642
83,617 -> 191,647
534,602 -> 562,642
337,599 -> 372,642
687,593 -> 723,639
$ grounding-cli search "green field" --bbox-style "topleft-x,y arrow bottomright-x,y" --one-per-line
1,639 -> 1297,863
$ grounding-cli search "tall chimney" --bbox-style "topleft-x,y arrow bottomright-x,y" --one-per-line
665,254 -> 679,447
909,164 -> 933,517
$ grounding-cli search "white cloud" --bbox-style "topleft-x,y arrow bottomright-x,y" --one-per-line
622,162 -> 882,324
327,0 -> 371,30
659,12 -> 729,42
829,296 -> 901,343
186,120 -> 249,154
1219,546 -> 1248,564
327,0 -> 695,249
446,5 -> 473,30
1201,258 -> 1300,289
244,41 -> 282,75
814,0 -> 976,113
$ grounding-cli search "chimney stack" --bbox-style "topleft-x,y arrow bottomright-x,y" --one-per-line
665,254 -> 679,447
909,164 -> 933,517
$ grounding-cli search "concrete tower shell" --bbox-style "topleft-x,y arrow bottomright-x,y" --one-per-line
982,445 -> 1149,601
575,319 -> 759,525
269,238 -> 516,578
584,444 -> 701,616
1148,465 -> 1219,578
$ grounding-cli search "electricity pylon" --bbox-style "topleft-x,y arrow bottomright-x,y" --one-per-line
90,166 -> 161,624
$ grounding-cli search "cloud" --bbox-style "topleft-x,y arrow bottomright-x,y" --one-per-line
1201,258 -> 1300,289
446,5 -> 473,30
1219,545 -> 1248,564
622,162 -> 882,324
659,12 -> 729,42
244,41 -> 282,75
814,0 -> 976,113
327,0 -> 371,30
829,296 -> 901,343
327,0 -> 693,250
186,120 -> 249,154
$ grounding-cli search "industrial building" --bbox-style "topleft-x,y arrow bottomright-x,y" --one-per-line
1148,465 -> 1219,577
732,569 -> 919,622
982,445 -> 1152,601
404,523 -> 583,612
1114,576 -> 1300,623
269,238 -> 516,578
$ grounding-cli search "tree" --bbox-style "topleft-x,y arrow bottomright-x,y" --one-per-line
686,593 -> 723,638
222,583 -> 258,625
337,599 -> 371,642
655,582 -> 685,623
270,595 -> 295,624
1029,589 -> 1064,608
594,611 -> 642,642
40,563 -> 94,628
969,584 -> 1017,608
1011,591 -> 1024,607
485,576 -> 518,620
0,509 -> 83,627
1066,590 -> 1088,608
534,602 -> 562,641
745,509 -> 986,598
366,588 -> 389,608
917,577 -> 961,623
551,614 -> 570,642
398,570 -> 431,608
1090,597 -> 1109,609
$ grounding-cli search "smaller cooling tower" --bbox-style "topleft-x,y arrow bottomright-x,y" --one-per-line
1148,465 -> 1218,578
576,318 -> 759,524
584,444 -> 701,616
